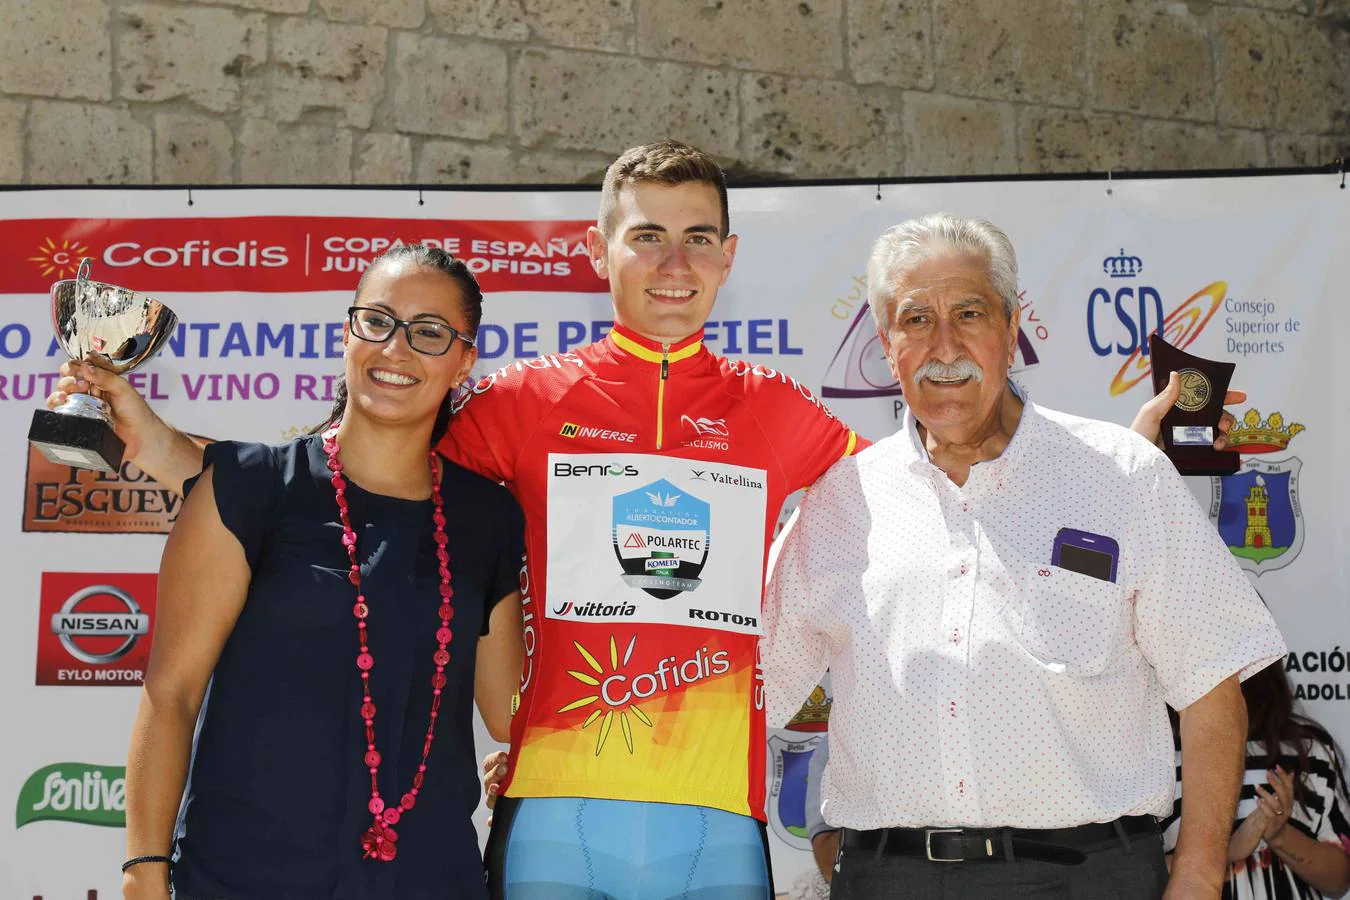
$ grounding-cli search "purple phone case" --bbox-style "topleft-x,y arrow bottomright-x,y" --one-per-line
1051,527 -> 1120,583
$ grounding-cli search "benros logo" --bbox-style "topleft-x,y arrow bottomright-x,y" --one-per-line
16,763 -> 127,828
553,461 -> 639,478
556,634 -> 731,755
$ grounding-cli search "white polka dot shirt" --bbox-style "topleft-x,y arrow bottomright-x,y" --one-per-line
763,395 -> 1287,830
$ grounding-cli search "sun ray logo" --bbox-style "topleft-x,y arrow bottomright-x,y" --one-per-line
557,634 -> 652,756
29,238 -> 91,280
555,634 -> 733,756
613,479 -> 710,599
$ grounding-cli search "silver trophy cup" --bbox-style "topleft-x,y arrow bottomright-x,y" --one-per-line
28,258 -> 178,472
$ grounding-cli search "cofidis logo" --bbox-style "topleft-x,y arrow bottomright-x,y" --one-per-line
35,572 -> 157,686
1086,249 -> 1226,396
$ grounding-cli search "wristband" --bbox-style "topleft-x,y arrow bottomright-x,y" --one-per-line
121,854 -> 173,873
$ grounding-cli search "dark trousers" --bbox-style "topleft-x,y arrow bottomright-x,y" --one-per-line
830,832 -> 1168,900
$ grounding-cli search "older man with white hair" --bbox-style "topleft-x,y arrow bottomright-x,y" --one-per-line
762,214 -> 1287,899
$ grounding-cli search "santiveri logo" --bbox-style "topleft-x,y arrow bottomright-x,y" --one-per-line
16,763 -> 126,828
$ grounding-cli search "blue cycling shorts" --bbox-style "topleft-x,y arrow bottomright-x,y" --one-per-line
484,796 -> 773,900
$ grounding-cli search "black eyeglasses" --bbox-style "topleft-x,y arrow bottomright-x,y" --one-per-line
348,306 -> 476,356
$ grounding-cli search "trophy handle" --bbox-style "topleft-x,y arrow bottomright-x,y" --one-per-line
76,257 -> 92,284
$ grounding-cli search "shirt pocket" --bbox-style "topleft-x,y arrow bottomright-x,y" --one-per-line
1003,564 -> 1132,678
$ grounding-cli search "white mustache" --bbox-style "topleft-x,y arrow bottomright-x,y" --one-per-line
914,359 -> 983,387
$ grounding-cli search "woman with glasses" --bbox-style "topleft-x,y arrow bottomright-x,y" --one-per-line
103,244 -> 525,899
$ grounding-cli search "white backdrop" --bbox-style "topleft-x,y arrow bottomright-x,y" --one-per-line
1,172 -> 1345,899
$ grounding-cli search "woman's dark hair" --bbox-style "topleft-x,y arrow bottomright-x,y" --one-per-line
1243,661 -> 1345,813
311,243 -> 483,444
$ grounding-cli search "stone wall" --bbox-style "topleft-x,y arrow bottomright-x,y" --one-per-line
0,0 -> 1345,185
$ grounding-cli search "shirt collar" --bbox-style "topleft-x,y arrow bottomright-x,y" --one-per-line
900,379 -> 1036,470
606,323 -> 705,366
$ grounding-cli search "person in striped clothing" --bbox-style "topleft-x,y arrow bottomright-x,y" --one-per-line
1164,662 -> 1350,899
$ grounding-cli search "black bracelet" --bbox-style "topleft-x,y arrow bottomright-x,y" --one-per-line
121,854 -> 173,873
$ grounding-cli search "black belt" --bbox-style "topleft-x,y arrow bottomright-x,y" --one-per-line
842,816 -> 1160,866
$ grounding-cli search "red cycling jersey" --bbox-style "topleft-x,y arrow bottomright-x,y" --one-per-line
439,323 -> 860,820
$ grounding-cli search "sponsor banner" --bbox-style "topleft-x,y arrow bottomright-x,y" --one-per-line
24,448 -> 181,533
34,573 -> 157,686
546,453 -> 767,635
1,176 -> 1345,898
1,218 -> 603,294
16,763 -> 127,828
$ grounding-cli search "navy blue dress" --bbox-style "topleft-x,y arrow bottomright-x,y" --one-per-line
171,435 -> 523,900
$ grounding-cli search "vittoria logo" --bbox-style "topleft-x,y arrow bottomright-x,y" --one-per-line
35,573 -> 157,686
30,237 -> 90,279
555,634 -> 731,755
551,601 -> 638,619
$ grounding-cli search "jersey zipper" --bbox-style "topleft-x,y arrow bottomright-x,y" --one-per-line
656,343 -> 670,449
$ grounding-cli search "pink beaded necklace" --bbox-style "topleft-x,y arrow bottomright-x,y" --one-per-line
322,426 -> 455,863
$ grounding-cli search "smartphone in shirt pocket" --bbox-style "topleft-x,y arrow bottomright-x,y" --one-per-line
1007,530 -> 1130,678
1052,528 -> 1120,583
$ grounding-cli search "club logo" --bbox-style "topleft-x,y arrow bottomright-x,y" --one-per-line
821,293 -> 1045,400
613,479 -> 710,598
767,734 -> 823,849
681,415 -> 729,437
556,634 -> 730,755
1210,458 -> 1304,575
30,237 -> 91,279
1174,368 -> 1211,412
35,573 -> 157,686
1226,408 -> 1304,455
680,415 -> 731,451
16,763 -> 127,828
785,684 -> 832,733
